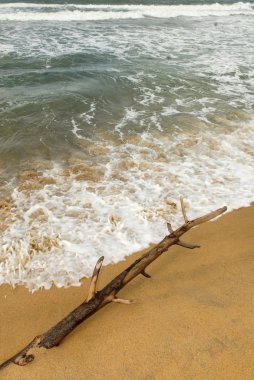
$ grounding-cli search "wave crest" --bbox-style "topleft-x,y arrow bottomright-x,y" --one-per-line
0,2 -> 253,21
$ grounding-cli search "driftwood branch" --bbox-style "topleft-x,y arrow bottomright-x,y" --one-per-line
0,200 -> 227,371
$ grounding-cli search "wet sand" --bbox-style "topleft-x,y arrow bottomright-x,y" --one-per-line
0,204 -> 253,379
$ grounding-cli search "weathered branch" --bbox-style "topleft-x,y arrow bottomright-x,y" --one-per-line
0,201 -> 227,371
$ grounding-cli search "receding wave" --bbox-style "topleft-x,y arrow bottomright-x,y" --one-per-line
0,2 -> 253,21
0,115 -> 254,291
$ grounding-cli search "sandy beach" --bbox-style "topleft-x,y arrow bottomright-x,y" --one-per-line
0,204 -> 253,379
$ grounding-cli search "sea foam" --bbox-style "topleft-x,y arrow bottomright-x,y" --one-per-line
0,117 -> 253,291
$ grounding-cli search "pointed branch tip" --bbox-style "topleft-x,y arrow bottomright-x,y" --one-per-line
95,256 -> 104,269
191,206 -> 227,227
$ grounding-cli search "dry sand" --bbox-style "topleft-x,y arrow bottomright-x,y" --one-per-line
0,204 -> 253,380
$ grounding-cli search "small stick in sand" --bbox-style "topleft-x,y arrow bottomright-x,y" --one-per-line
0,199 -> 227,371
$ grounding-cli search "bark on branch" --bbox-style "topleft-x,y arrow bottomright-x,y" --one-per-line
0,201 -> 227,371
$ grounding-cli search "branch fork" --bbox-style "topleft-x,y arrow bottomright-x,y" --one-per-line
0,198 -> 227,371
168,197 -> 200,249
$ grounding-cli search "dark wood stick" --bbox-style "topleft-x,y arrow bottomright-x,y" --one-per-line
0,202 -> 227,370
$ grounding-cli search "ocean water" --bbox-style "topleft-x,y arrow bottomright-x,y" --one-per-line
0,1 -> 253,290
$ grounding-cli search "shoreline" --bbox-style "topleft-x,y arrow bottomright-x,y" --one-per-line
0,204 -> 254,379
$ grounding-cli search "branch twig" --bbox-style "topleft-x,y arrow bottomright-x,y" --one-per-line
180,196 -> 188,223
86,256 -> 104,302
177,241 -> 200,249
0,200 -> 227,371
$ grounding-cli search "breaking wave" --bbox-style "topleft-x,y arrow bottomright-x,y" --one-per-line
0,2 -> 253,21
